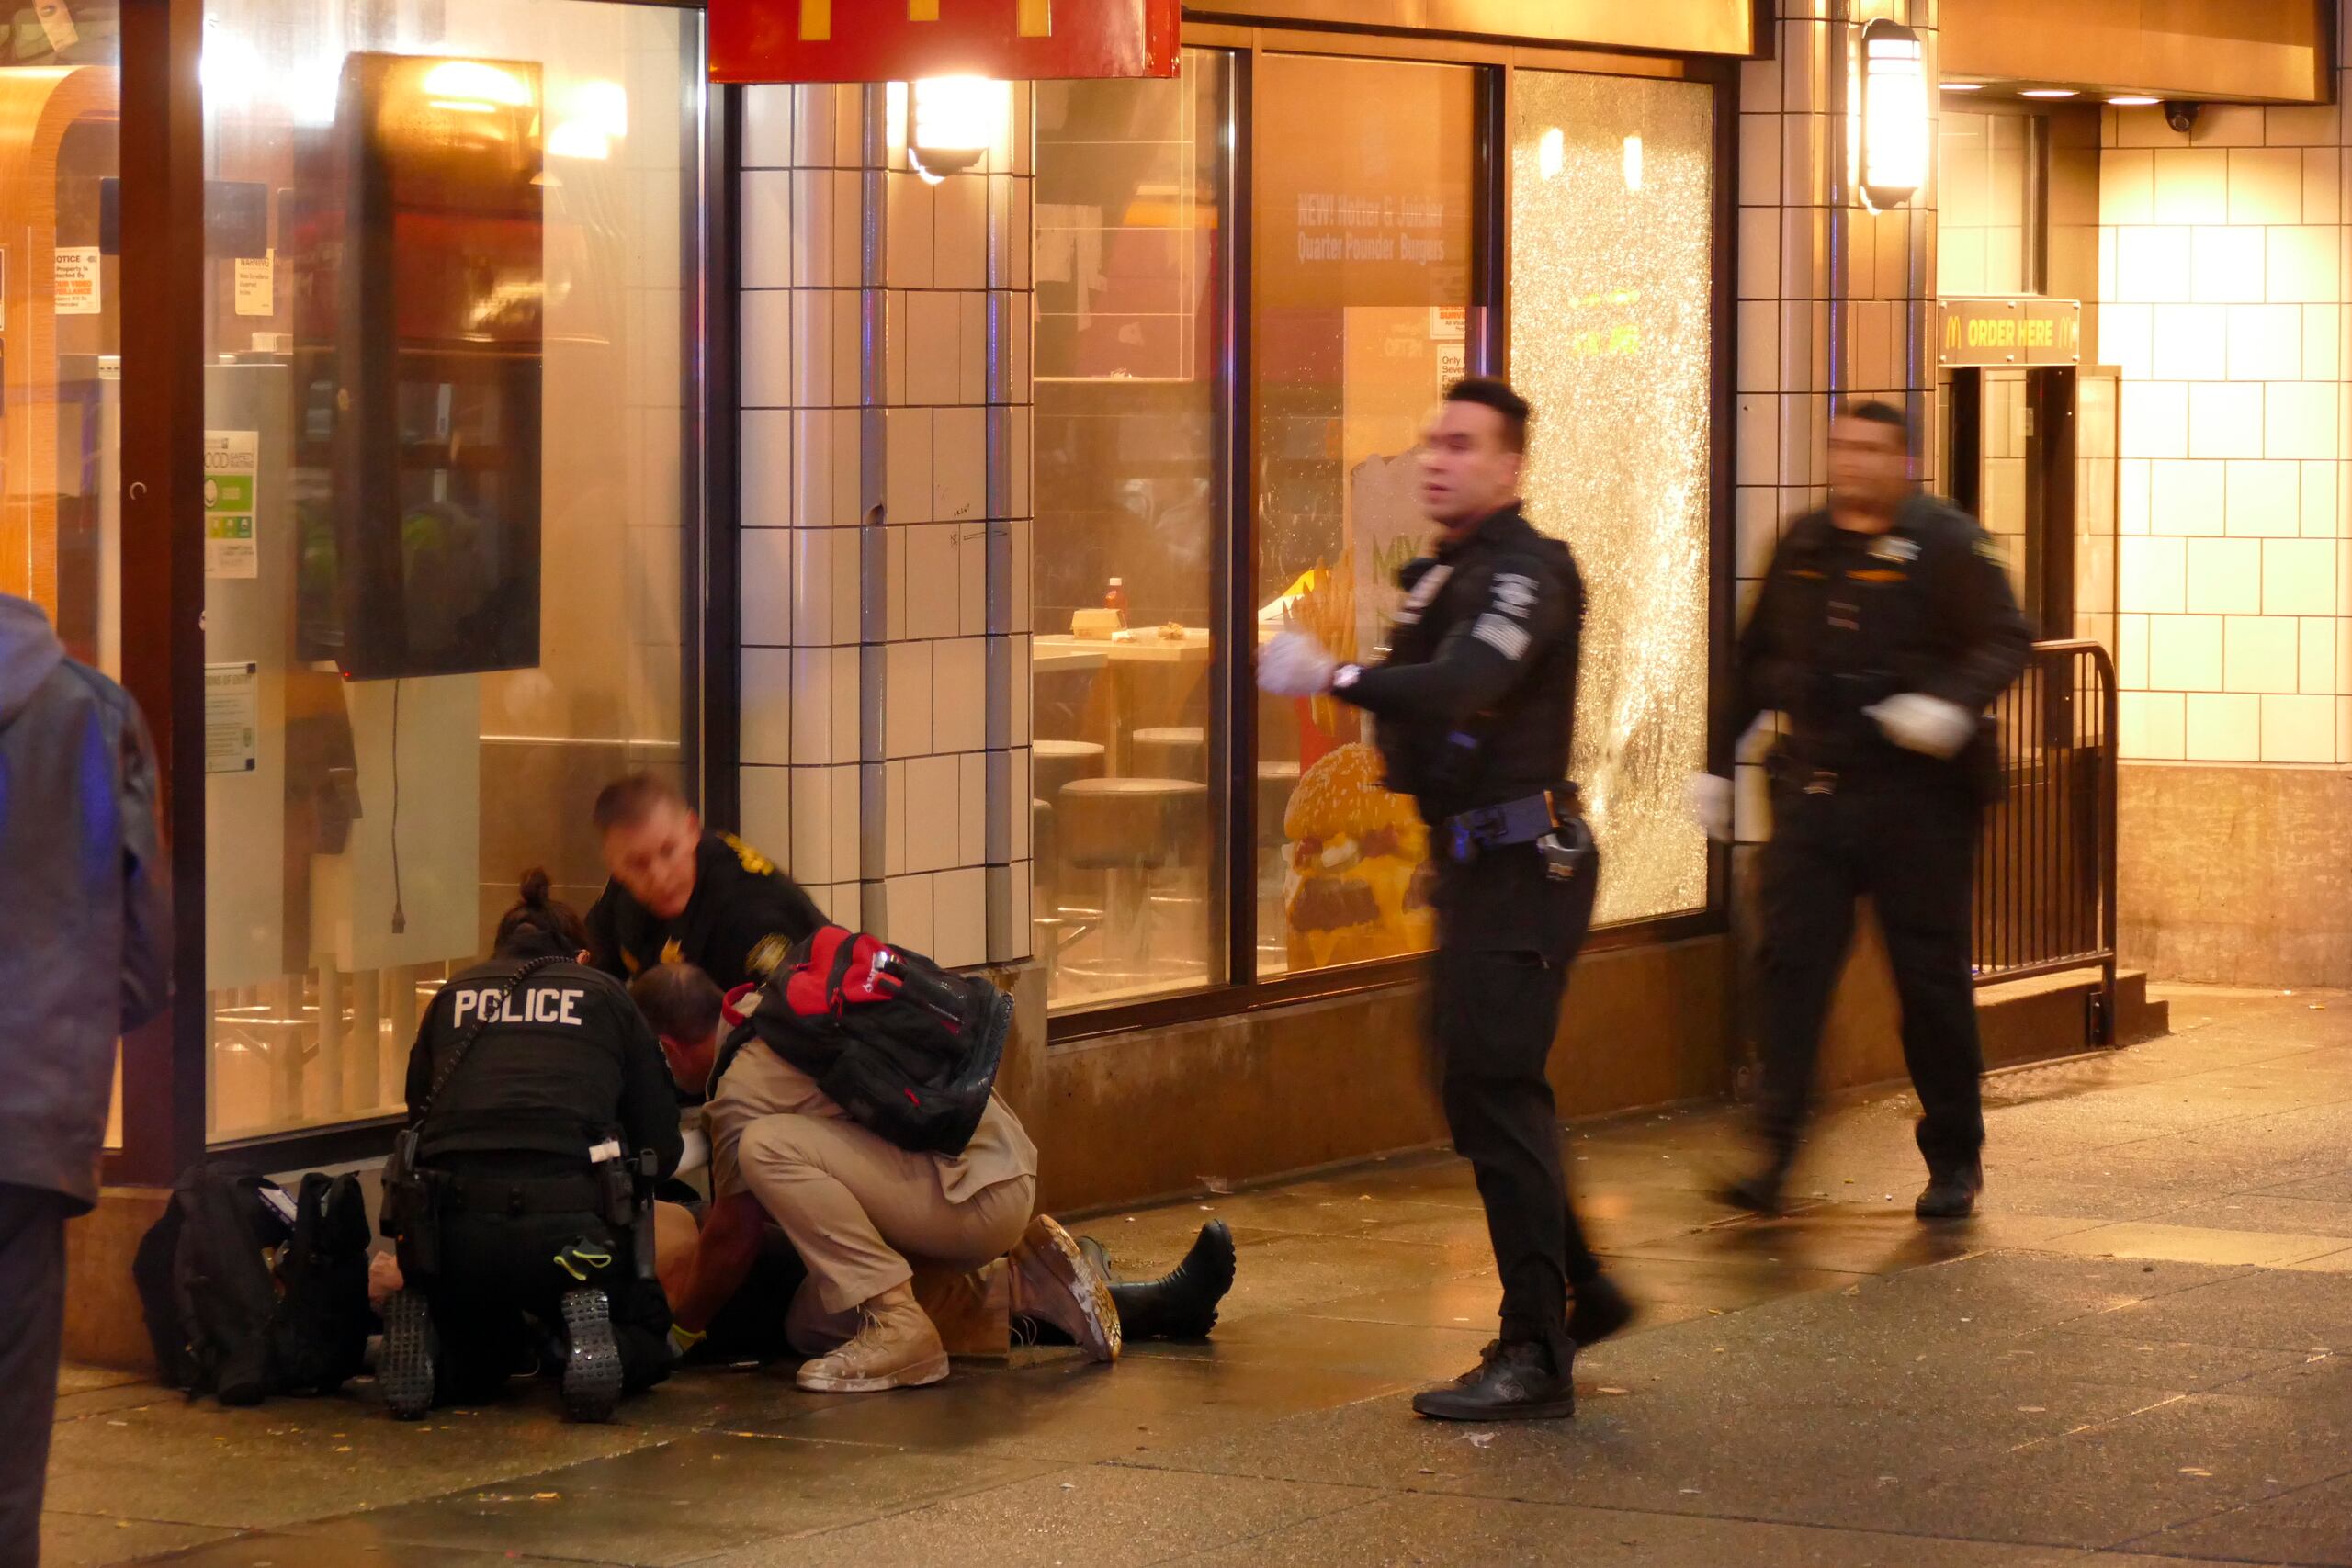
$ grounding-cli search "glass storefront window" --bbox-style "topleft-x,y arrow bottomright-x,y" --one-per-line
1031,50 -> 1229,1010
1509,69 -> 1712,926
0,12 -> 121,675
0,9 -> 122,1141
1252,53 -> 1477,978
199,0 -> 700,1139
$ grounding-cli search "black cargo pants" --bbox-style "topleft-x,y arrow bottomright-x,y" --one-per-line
1756,770 -> 1986,1177
1429,843 -> 1602,1360
0,1184 -> 66,1568
422,1157 -> 673,1403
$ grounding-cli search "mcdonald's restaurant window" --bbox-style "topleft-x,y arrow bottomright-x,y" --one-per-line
196,0 -> 703,1139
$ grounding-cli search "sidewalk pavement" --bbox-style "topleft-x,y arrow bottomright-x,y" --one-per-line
40,985 -> 2352,1568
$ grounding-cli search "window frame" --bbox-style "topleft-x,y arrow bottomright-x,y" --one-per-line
1045,23 -> 1736,1041
110,0 -> 721,1181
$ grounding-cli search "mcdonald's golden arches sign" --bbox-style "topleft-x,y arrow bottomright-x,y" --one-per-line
710,0 -> 1179,83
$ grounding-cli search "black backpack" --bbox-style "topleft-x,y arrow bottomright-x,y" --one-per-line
728,924 -> 1011,1156
133,1161 -> 373,1404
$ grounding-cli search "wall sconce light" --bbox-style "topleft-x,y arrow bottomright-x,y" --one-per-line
909,75 -> 1003,184
1851,17 -> 1926,212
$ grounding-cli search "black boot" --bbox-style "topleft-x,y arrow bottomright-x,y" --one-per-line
558,1289 -> 623,1423
1411,1338 -> 1575,1422
1720,1145 -> 1795,1215
1080,1221 -> 1237,1342
378,1290 -> 438,1420
1915,1159 -> 1983,1221
1567,1274 -> 1634,1348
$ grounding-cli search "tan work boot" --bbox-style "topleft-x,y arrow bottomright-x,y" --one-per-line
795,1283 -> 951,1393
1007,1214 -> 1121,1363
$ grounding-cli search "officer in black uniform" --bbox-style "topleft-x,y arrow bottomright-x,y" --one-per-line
584,772 -> 829,990
1259,378 -> 1629,1422
1692,399 -> 2030,1221
378,871 -> 684,1422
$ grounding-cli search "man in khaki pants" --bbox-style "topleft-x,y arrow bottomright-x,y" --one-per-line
639,965 -> 1117,1392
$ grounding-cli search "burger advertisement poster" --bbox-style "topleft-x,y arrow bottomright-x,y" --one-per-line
1272,449 -> 1437,972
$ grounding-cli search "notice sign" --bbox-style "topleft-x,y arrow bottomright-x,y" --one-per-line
53,246 -> 99,315
233,252 -> 274,317
204,663 -> 259,774
203,430 -> 260,579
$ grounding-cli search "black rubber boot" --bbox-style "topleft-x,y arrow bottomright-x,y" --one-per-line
1411,1338 -> 1576,1422
1915,1159 -> 1983,1221
559,1289 -> 624,1423
378,1290 -> 437,1421
1085,1221 -> 1237,1342
1567,1273 -> 1634,1348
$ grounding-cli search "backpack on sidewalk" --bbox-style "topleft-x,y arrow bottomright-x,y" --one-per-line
132,1161 -> 373,1404
729,924 -> 1011,1156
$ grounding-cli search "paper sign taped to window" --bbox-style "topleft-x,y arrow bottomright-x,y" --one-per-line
204,430 -> 260,580
54,246 -> 99,315
234,253 -> 274,318
204,663 -> 259,774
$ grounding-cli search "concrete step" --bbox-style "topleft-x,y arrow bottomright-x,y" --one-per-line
1975,966 -> 2168,1069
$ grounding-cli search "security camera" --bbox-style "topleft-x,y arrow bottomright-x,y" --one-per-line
2162,100 -> 2201,136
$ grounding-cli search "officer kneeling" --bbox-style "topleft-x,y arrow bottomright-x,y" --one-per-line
378,872 -> 684,1422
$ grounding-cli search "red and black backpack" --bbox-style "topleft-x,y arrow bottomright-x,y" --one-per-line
722,925 -> 1011,1156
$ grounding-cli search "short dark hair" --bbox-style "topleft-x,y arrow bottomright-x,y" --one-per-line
594,772 -> 689,834
492,868 -> 590,960
630,963 -> 725,1045
1838,399 -> 1910,439
1443,377 -> 1532,455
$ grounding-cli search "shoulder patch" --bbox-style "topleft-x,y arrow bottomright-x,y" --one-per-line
722,832 -> 776,877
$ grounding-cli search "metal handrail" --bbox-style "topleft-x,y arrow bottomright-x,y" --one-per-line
1971,638 -> 2120,1043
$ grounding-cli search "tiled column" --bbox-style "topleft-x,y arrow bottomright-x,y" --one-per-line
738,83 -> 1035,970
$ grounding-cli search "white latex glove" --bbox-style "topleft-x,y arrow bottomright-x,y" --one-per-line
1258,629 -> 1338,697
1864,693 -> 1977,760
1684,773 -> 1734,843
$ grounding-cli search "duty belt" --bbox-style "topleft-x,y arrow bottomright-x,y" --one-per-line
430,1170 -> 604,1218
1442,786 -> 1577,864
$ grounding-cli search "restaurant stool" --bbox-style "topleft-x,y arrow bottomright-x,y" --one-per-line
1035,738 -> 1106,804
1131,725 -> 1206,781
1059,775 -> 1209,984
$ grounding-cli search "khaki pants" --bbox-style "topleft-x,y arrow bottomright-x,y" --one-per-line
733,1113 -> 1035,1356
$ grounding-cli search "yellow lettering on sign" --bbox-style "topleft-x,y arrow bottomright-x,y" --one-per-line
1018,0 -> 1052,36
800,0 -> 831,39
909,0 -> 939,16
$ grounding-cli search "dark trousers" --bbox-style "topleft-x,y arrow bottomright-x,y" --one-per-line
1429,853 -> 1600,1357
426,1209 -> 673,1404
0,1184 -> 67,1568
1757,776 -> 1986,1176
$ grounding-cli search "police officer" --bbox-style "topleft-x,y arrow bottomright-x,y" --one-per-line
1691,399 -> 2030,1221
1259,377 -> 1629,1422
584,772 -> 829,990
378,871 -> 684,1422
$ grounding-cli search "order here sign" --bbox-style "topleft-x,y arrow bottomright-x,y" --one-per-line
710,0 -> 1179,84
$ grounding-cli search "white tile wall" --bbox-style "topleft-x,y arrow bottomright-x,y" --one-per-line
2101,96 -> 2352,767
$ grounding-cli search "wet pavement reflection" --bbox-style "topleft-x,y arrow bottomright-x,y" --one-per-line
41,985 -> 2352,1567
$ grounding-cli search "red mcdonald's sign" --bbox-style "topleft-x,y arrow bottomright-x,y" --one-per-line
710,0 -> 1180,84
